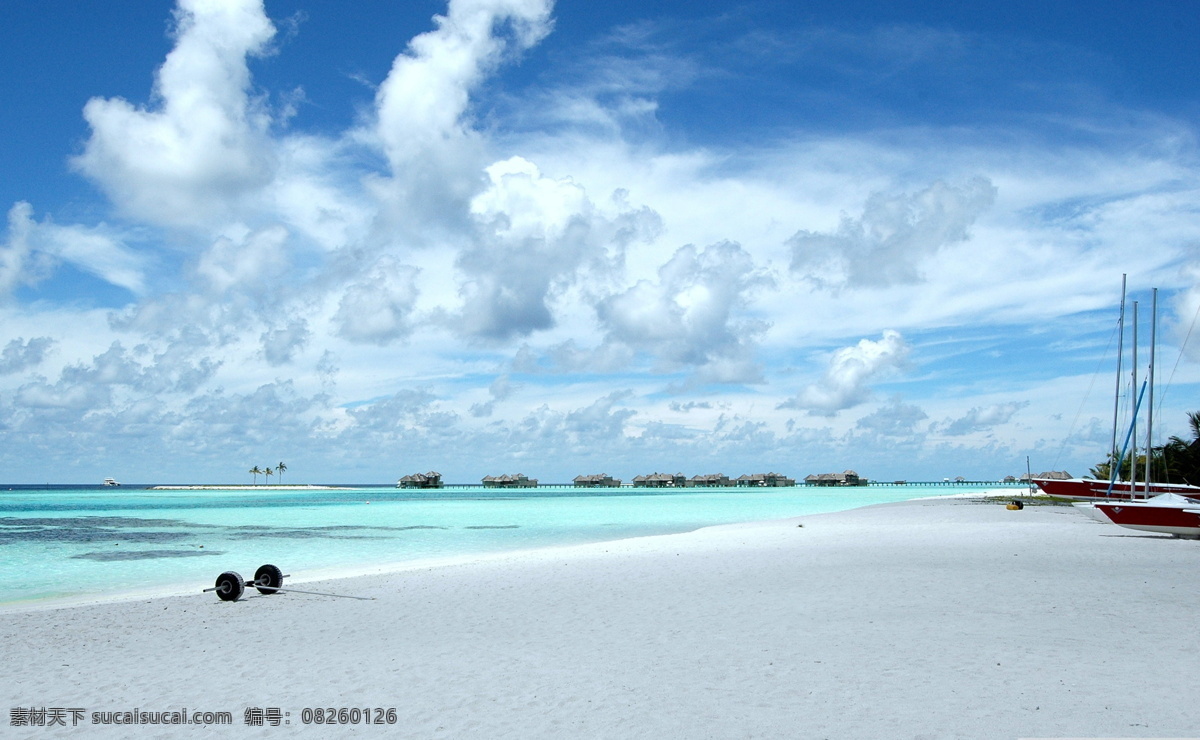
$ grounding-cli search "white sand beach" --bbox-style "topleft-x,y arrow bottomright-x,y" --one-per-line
148,485 -> 351,490
4,495 -> 1199,738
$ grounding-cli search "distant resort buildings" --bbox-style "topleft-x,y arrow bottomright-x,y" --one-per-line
740,472 -> 797,487
631,472 -> 687,488
573,474 -> 622,488
578,472 -> 798,488
482,473 -> 538,488
393,469 -> 1034,488
394,470 -> 867,489
803,470 -> 865,487
397,471 -> 443,489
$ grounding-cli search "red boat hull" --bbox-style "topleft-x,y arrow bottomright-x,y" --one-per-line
1033,477 -> 1200,501
1092,501 -> 1200,539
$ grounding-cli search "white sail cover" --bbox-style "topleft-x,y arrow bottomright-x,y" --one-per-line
1143,492 -> 1200,506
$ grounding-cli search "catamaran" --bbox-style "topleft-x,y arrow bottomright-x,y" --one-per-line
1046,281 -> 1200,537
1091,493 -> 1200,539
1034,280 -> 1200,502
1033,476 -> 1200,500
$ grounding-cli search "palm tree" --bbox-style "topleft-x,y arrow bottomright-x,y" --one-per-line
249,465 -> 263,485
1089,450 -> 1142,482
276,461 -> 287,484
1094,411 -> 1200,485
1159,411 -> 1200,485
264,466 -> 274,485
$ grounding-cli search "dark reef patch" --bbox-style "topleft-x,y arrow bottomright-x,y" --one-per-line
72,549 -> 226,562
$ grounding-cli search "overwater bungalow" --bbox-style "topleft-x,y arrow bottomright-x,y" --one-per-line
632,472 -> 686,488
397,471 -> 443,489
573,474 -> 622,488
688,473 -> 733,487
803,470 -> 862,487
482,473 -> 538,488
736,472 -> 797,487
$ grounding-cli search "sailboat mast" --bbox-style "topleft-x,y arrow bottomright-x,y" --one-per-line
1111,275 -> 1127,464
1131,300 -> 1138,492
1144,288 -> 1157,495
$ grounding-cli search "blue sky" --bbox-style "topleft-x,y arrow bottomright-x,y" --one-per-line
1,0 -> 1198,484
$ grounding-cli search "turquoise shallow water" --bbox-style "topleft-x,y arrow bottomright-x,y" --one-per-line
0,484 -> 1013,605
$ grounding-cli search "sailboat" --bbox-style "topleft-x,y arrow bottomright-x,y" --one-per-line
1090,493 -> 1200,539
1035,476 -> 1200,500
1034,281 -> 1200,502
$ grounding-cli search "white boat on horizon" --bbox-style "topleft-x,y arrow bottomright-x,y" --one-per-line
103,477 -> 120,487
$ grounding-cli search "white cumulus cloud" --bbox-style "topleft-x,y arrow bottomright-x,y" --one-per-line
0,202 -> 40,296
2,202 -> 144,296
598,240 -> 771,379
0,337 -> 55,375
334,257 -> 421,345
370,0 -> 554,227
260,319 -> 311,366
855,398 -> 929,437
939,401 -> 1029,436
789,177 -> 996,289
458,156 -> 659,339
194,225 -> 289,295
783,330 -> 910,416
73,0 -> 277,227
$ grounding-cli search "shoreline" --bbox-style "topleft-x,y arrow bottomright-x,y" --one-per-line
5,493 -> 1197,737
6,482 -> 1035,490
0,491 -> 1024,615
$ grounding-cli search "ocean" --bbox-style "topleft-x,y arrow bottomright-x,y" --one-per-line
0,483 -> 1014,607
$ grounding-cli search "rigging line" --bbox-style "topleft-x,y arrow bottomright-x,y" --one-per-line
1049,319 -> 1119,471
1151,294 -> 1198,487
1156,290 -> 1200,414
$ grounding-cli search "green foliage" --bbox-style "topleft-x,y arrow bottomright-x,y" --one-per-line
1092,411 -> 1200,485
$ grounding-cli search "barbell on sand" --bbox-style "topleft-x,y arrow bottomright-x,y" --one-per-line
203,564 -> 373,602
